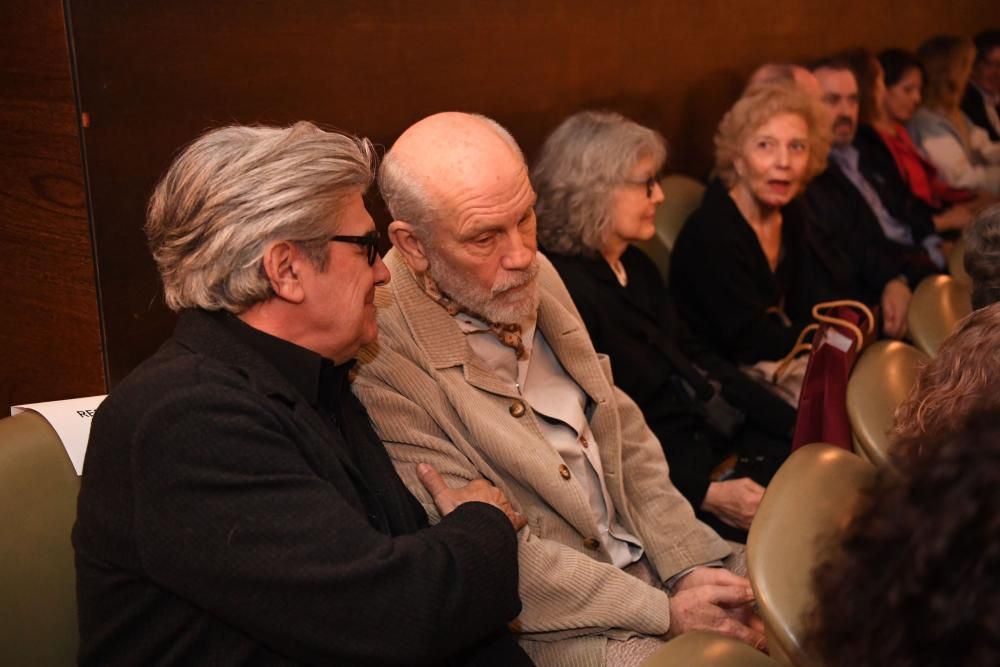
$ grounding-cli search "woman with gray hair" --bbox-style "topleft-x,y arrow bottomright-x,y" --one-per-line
535,110 -> 795,542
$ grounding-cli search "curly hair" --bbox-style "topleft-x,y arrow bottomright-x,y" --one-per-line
807,407 -> 1000,667
892,302 -> 1000,448
917,35 -> 976,112
714,82 -> 830,189
965,203 -> 1000,310
146,121 -> 375,313
532,110 -> 667,257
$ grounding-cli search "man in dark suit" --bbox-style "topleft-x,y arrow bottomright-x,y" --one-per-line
73,122 -> 532,666
962,31 -> 1000,142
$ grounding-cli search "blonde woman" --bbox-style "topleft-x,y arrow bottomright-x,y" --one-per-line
670,83 -> 830,365
909,36 -> 1000,195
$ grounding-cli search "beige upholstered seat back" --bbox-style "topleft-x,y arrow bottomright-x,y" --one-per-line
747,444 -> 875,667
947,237 -> 970,286
635,174 -> 706,281
846,340 -> 928,467
641,631 -> 782,667
907,274 -> 973,356
0,411 -> 80,667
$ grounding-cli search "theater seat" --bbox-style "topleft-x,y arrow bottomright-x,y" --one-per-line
635,174 -> 705,281
640,631 -> 781,667
0,411 -> 80,666
907,274 -> 973,356
746,443 -> 875,667
846,340 -> 928,467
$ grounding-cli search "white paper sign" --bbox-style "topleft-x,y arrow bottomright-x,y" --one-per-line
820,328 -> 855,354
11,395 -> 107,476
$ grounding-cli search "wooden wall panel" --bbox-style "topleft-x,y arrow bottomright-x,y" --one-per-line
66,0 -> 999,384
0,0 -> 104,413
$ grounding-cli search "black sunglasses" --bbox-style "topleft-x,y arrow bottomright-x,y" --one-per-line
329,230 -> 381,265
623,173 -> 662,198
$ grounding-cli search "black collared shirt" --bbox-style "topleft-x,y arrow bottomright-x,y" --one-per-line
216,311 -> 404,533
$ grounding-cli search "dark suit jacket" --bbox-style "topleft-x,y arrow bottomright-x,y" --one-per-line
854,123 -> 940,241
963,83 -> 1000,142
549,247 -> 794,510
805,162 -> 938,292
73,309 -> 529,667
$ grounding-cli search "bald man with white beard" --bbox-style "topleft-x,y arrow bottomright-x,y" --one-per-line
353,113 -> 765,667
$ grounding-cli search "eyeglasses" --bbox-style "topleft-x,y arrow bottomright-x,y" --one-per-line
329,231 -> 381,265
623,174 -> 661,198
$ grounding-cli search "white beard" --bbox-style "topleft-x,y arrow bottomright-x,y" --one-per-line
426,250 -> 541,326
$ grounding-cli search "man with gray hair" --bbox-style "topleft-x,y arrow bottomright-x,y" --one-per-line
355,112 -> 765,667
74,121 -> 533,666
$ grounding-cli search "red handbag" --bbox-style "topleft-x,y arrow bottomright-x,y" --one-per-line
790,301 -> 876,452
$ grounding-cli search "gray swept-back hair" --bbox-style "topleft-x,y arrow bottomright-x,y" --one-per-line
145,121 -> 376,313
378,113 -> 524,244
531,110 -> 667,257
965,203 -> 1000,310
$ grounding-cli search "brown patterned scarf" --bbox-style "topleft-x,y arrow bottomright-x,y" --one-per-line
418,270 -> 525,359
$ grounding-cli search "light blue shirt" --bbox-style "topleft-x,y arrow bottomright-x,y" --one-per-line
830,144 -> 945,269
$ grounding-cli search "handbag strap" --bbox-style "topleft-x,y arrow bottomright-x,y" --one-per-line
811,300 -> 875,350
770,323 -> 820,383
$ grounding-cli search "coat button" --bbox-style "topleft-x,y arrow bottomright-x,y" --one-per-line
579,435 -> 589,448
509,400 -> 526,418
583,537 -> 600,550
559,464 -> 571,480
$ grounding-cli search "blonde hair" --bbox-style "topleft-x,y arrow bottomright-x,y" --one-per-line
146,121 -> 375,312
714,83 -> 830,189
918,35 -> 975,111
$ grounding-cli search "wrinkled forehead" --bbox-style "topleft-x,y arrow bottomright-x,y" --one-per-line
441,155 -> 536,232
815,67 -> 857,93
747,112 -> 809,142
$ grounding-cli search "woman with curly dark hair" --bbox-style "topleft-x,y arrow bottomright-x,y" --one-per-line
807,407 -> 1000,667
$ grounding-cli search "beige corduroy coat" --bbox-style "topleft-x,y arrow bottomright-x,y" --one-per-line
355,249 -> 729,667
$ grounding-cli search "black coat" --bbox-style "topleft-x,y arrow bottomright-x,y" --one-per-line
805,161 -> 939,291
854,123 -> 940,241
549,247 -> 794,513
962,84 -> 1000,142
669,179 -> 816,365
73,309 -> 529,667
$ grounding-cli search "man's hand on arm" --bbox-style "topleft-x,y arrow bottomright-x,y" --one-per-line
417,463 -> 527,531
669,567 -> 766,650
701,478 -> 765,530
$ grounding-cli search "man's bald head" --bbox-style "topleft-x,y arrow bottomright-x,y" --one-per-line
747,63 -> 822,100
379,112 -> 525,240
379,112 -> 540,325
